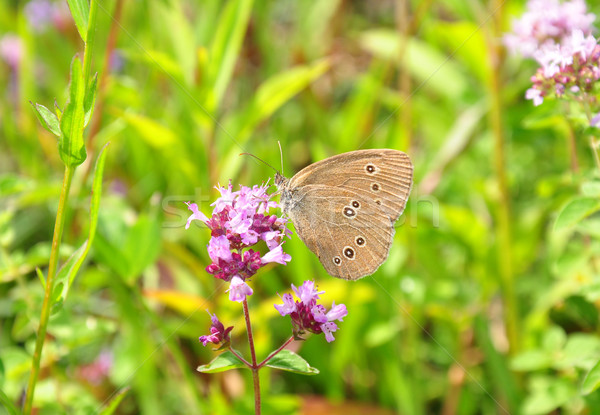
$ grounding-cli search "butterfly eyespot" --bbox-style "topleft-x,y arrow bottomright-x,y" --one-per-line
333,256 -> 342,266
375,199 -> 381,205
343,206 -> 356,218
355,236 -> 366,246
365,164 -> 377,174
351,200 -> 361,209
343,246 -> 355,260
371,183 -> 380,192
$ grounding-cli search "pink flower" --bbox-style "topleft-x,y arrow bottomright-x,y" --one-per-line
199,311 -> 233,346
525,88 -> 544,106
227,275 -> 254,302
185,202 -> 209,229
207,235 -> 233,263
261,245 -> 291,265
0,34 -> 23,69
275,281 -> 347,343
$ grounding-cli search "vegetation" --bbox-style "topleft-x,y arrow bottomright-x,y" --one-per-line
2,0 -> 600,413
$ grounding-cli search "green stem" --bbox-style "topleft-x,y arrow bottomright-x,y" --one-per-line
258,336 -> 294,369
487,0 -> 519,354
23,165 -> 74,414
242,298 -> 260,415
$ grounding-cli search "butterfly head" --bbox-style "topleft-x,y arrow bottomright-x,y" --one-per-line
274,171 -> 288,190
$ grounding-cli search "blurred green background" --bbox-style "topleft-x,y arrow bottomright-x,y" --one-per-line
3,0 -> 600,414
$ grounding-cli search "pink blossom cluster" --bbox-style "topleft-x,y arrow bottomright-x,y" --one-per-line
274,281 -> 348,343
526,30 -> 600,106
504,0 -> 595,58
186,182 -> 291,302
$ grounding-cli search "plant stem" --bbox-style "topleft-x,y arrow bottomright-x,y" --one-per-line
229,347 -> 252,368
242,298 -> 260,415
486,0 -> 519,354
23,165 -> 74,414
258,336 -> 294,369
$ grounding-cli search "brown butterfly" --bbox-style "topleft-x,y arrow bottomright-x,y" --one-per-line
274,149 -> 413,280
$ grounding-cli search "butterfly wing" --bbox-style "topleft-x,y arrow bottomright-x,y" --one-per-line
289,149 -> 413,222
285,185 -> 395,280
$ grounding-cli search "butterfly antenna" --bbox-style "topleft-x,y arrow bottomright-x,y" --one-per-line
239,152 -> 279,174
277,141 -> 284,175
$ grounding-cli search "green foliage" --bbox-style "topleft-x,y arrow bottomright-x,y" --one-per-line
58,56 -> 87,167
2,0 -> 600,413
66,0 -> 90,42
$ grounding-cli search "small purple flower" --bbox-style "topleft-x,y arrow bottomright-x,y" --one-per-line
199,311 -> 233,346
186,181 -> 292,302
207,235 -> 233,263
275,281 -> 348,343
185,202 -> 209,229
261,245 -> 291,265
591,112 -> 600,127
227,276 -> 254,302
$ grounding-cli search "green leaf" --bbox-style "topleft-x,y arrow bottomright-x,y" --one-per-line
250,59 -> 330,129
206,0 -> 253,110
264,350 -> 319,375
583,360 -> 600,395
510,350 -> 554,371
36,267 -> 45,288
0,388 -> 19,415
197,351 -> 247,373
55,143 -> 109,301
59,56 -> 87,167
554,197 -> 600,231
582,181 -> 600,197
30,101 -> 61,136
54,99 -> 62,118
98,387 -> 130,415
84,72 -> 98,127
359,29 -> 468,100
67,0 -> 90,42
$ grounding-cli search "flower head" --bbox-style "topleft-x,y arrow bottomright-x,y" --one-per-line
186,181 -> 292,301
199,311 -> 233,347
275,281 -> 348,343
503,0 -> 596,58
526,31 -> 600,106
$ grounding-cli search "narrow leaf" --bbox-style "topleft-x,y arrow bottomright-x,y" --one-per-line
207,0 -> 253,109
67,0 -> 90,42
30,101 -> 61,136
197,351 -> 246,373
583,360 -> 600,395
98,387 -> 130,415
36,267 -> 45,288
252,59 -> 330,126
0,388 -> 19,415
554,197 -> 600,231
84,72 -> 98,127
55,143 -> 109,301
264,350 -> 319,375
59,56 -> 87,167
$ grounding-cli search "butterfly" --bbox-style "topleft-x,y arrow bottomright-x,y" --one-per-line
274,149 -> 413,280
